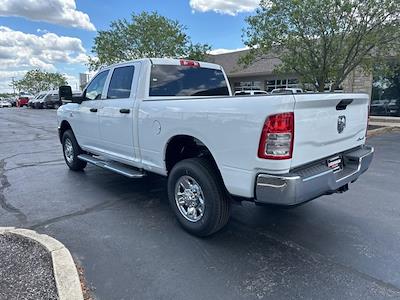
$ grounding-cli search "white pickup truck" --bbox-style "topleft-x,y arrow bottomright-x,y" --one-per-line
57,58 -> 374,236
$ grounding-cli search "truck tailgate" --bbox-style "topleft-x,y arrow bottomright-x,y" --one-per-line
291,93 -> 369,168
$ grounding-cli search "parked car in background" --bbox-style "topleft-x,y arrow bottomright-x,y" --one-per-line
388,99 -> 400,117
370,99 -> 400,117
9,97 -> 17,107
29,92 -> 47,108
39,90 -> 61,109
17,93 -> 34,107
234,90 -> 269,96
29,90 -> 80,109
271,88 -> 303,94
370,100 -> 388,116
0,99 -> 12,108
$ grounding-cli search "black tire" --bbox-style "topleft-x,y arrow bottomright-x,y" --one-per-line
61,130 -> 87,171
168,158 -> 230,237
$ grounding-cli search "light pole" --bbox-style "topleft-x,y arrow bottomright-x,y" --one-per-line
11,77 -> 16,96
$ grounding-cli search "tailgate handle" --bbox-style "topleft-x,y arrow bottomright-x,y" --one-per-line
336,99 -> 353,111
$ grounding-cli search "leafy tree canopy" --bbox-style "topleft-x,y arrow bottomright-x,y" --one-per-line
0,92 -> 14,98
242,0 -> 400,91
89,12 -> 211,70
14,69 -> 67,95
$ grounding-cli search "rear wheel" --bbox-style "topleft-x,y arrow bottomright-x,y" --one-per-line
168,158 -> 230,237
62,130 -> 87,171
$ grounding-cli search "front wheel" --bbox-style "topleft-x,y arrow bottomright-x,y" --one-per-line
168,158 -> 231,237
62,130 -> 87,171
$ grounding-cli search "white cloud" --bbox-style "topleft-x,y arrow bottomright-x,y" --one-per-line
190,0 -> 259,15
0,70 -> 27,92
0,26 -> 88,92
209,47 -> 249,55
0,70 -> 27,80
0,26 -> 87,70
0,0 -> 95,31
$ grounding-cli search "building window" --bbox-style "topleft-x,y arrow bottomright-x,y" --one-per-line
371,63 -> 400,117
265,78 -> 299,92
234,81 -> 263,91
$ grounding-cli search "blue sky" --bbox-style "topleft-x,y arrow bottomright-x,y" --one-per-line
0,0 -> 258,92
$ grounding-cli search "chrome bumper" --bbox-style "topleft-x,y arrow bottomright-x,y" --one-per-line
255,145 -> 374,206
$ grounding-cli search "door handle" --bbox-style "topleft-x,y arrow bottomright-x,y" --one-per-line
119,108 -> 130,114
90,108 -> 98,112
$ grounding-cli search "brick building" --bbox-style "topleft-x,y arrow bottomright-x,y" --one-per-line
208,49 -> 373,97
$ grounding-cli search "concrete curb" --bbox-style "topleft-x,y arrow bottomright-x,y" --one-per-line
367,126 -> 398,137
369,121 -> 400,128
369,116 -> 400,124
0,227 -> 84,300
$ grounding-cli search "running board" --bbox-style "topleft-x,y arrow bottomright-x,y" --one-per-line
77,154 -> 146,178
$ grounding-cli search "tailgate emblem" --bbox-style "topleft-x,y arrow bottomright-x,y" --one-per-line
337,115 -> 346,133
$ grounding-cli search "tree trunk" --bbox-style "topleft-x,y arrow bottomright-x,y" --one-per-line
317,80 -> 325,92
330,83 -> 338,92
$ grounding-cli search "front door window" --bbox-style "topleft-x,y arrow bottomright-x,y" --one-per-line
85,70 -> 109,100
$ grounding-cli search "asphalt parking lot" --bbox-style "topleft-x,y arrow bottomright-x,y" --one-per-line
1,108 -> 400,300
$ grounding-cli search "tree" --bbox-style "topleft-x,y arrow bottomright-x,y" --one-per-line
89,12 -> 211,70
14,70 -> 67,95
89,12 -> 211,71
0,92 -> 13,98
242,0 -> 400,91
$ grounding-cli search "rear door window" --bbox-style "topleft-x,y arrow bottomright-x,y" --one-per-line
107,66 -> 135,99
149,65 -> 229,97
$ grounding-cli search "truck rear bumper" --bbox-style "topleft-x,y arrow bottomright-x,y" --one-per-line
255,145 -> 374,206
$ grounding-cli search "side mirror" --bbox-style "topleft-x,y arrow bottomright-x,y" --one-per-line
59,85 -> 83,104
59,86 -> 72,102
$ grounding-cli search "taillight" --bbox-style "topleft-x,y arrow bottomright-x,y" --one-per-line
180,59 -> 200,67
258,112 -> 294,160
